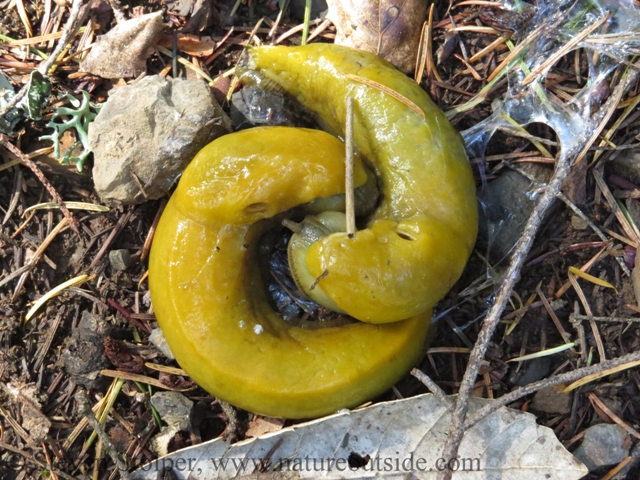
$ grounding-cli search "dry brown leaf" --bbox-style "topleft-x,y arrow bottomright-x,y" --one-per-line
326,0 -> 426,73
246,416 -> 286,438
80,11 -> 164,79
157,33 -> 215,57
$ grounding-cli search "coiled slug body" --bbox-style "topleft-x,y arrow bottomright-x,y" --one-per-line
149,45 -> 477,418
239,44 -> 477,323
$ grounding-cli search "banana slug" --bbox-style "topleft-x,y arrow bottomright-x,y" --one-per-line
149,45 -> 477,419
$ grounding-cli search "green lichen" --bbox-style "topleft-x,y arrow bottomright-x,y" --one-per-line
40,91 -> 100,172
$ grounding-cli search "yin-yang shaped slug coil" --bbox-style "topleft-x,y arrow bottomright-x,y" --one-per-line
149,44 -> 478,419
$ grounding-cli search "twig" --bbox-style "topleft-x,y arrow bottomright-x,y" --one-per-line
438,60 -> 639,479
219,400 -> 243,443
89,210 -> 133,269
571,313 -> 640,324
0,136 -> 80,236
461,350 -> 640,431
439,142 -> 578,479
76,391 -> 131,480
345,97 -> 356,239
411,368 -> 455,412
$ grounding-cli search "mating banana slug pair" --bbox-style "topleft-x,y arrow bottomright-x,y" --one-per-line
148,44 -> 478,419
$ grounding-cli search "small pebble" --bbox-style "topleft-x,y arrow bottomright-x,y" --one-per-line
109,249 -> 132,271
573,424 -> 630,472
531,386 -> 572,414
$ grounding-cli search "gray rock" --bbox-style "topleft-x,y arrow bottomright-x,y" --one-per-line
611,148 -> 640,186
150,391 -> 193,430
478,164 -> 553,262
531,386 -> 572,414
61,311 -> 111,389
149,328 -> 175,360
109,249 -> 132,271
89,75 -> 231,204
510,357 -> 552,387
573,424 -> 630,472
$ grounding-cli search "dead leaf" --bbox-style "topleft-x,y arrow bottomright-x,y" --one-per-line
246,416 -> 286,438
80,11 -> 164,79
3,383 -> 51,442
131,393 -> 587,479
326,0 -> 426,74
157,33 -> 215,57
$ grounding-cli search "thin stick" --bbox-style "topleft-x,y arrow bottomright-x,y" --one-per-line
345,96 -> 356,239
0,136 -> 80,235
76,391 -> 131,480
438,60 -> 639,480
411,368 -> 455,412
462,350 -> 640,431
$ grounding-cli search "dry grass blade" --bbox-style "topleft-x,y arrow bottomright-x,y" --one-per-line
563,359 -> 640,392
536,285 -> 572,342
507,343 -> 575,362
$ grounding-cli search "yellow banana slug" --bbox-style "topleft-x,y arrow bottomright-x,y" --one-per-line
238,44 -> 478,323
149,44 -> 477,419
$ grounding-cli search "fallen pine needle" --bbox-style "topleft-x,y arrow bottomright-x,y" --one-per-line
569,265 -> 617,292
100,370 -> 195,392
25,274 -> 93,322
145,362 -> 187,376
23,201 -> 109,216
563,358 -> 640,392
344,74 -> 426,120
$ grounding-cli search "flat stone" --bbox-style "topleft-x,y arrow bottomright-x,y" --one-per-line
149,328 -> 175,360
510,357 -> 553,387
611,149 -> 640,186
150,391 -> 193,431
478,164 -> 553,262
89,75 -> 231,204
109,249 -> 132,271
531,385 -> 572,414
573,424 -> 630,472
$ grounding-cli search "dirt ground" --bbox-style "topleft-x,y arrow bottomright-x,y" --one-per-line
2,0 -> 640,479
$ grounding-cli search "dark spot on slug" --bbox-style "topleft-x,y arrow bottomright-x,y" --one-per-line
244,202 -> 269,214
396,231 -> 416,241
